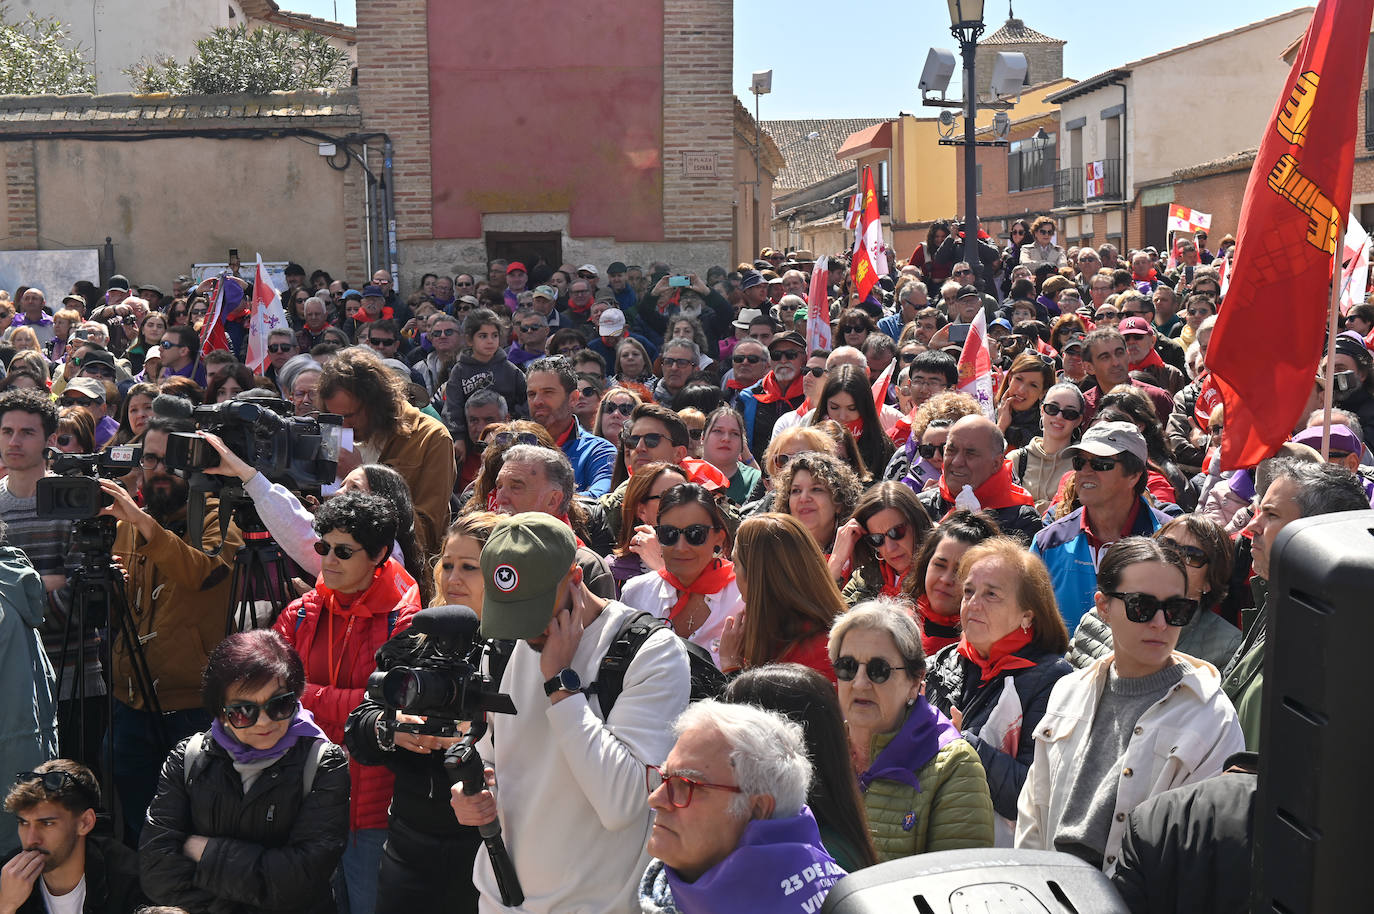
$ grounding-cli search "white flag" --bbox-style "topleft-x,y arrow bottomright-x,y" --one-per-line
245,253 -> 292,374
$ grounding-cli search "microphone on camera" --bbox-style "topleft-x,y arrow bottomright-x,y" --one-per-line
151,394 -> 194,421
412,605 -> 481,640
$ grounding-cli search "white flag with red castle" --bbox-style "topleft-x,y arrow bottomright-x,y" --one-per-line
1166,204 -> 1212,234
244,254 -> 292,373
843,192 -> 862,231
955,305 -> 995,419
1341,214 -> 1370,314
848,165 -> 888,303
806,255 -> 832,351
1085,161 -> 1105,198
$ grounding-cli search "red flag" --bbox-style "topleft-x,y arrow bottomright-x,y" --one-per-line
805,255 -> 832,351
198,274 -> 233,361
1205,0 -> 1374,469
849,166 -> 887,303
871,356 -> 895,413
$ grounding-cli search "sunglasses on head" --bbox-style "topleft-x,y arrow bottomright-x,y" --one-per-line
863,524 -> 908,548
1106,591 -> 1199,627
602,401 -> 634,416
1042,402 -> 1083,420
14,770 -> 95,802
732,353 -> 763,364
477,431 -> 540,453
313,540 -> 364,560
655,523 -> 717,547
917,442 -> 945,459
1072,455 -> 1120,472
833,655 -> 911,684
624,432 -> 666,450
1158,537 -> 1210,568
802,366 -> 826,378
222,690 -> 300,729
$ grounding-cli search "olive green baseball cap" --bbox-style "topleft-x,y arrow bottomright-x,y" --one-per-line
480,513 -> 577,640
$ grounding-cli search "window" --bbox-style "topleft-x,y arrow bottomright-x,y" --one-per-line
1006,133 -> 1056,192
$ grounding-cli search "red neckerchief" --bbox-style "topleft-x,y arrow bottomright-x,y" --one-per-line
794,397 -> 811,417
752,370 -> 805,406
843,417 -> 865,438
890,415 -> 912,445
658,558 -> 735,619
957,625 -> 1037,682
1129,347 -> 1165,372
1133,268 -> 1158,283
352,307 -> 393,325
726,377 -> 748,391
568,296 -> 592,316
553,420 -> 576,448
879,562 -> 904,597
938,460 -> 1036,510
915,594 -> 962,656
1081,496 -> 1143,551
486,491 -> 498,511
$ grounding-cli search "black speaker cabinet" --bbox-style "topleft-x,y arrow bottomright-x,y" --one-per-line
1254,509 -> 1374,913
821,848 -> 1128,913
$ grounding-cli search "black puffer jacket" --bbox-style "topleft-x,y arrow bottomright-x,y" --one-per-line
924,643 -> 1072,821
139,734 -> 350,914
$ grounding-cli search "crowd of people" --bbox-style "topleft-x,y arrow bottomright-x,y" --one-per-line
0,225 -> 1365,914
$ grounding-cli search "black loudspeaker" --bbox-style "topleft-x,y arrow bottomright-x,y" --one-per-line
1254,509 -> 1374,914
820,848 -> 1128,913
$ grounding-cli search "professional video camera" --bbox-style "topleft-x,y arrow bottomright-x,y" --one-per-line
164,397 -> 342,492
367,605 -> 516,738
36,445 -> 142,521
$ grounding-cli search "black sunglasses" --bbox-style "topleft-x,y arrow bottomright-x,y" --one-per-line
900,352 -> 919,363
732,354 -> 763,364
267,343 -> 294,353
802,366 -> 826,378
1042,402 -> 1083,421
655,523 -> 717,547
624,432 -> 666,450
1158,537 -> 1210,568
1072,456 -> 1120,472
602,401 -> 635,416
839,325 -> 866,334
833,656 -> 911,684
917,442 -> 945,459
370,337 -> 398,346
862,524 -> 908,548
771,348 -> 803,360
1106,591 -> 1199,627
13,770 -> 98,806
578,386 -> 599,398
314,540 -> 364,560
221,691 -> 300,729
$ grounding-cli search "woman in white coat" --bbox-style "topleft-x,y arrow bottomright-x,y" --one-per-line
1014,536 -> 1243,875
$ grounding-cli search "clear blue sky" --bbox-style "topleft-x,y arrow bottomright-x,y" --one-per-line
288,0 -> 1309,118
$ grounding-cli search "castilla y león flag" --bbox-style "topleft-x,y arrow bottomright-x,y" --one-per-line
1205,0 -> 1374,470
849,165 -> 888,303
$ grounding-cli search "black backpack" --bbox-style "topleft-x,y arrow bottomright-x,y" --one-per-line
589,611 -> 727,717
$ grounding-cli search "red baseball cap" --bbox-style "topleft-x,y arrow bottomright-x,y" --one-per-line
1119,316 -> 1154,336
506,262 -> 527,274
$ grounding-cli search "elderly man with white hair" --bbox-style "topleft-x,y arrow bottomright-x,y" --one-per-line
639,700 -> 845,914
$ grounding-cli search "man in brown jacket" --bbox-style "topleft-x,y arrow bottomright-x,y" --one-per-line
318,347 -> 456,558
102,414 -> 241,842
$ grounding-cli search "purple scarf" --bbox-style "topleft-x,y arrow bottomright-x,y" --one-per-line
858,695 -> 961,793
210,706 -> 329,764
662,806 -> 845,914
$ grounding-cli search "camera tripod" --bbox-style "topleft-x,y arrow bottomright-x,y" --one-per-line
54,515 -> 164,834
445,715 -> 525,908
222,491 -> 297,633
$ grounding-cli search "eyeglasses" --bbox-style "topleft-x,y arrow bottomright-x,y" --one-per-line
517,324 -> 543,333
1106,591 -> 1199,627
655,523 -> 718,547
833,655 -> 911,684
313,540 -> 364,560
369,337 -> 398,347
840,325 -> 866,334
139,453 -> 167,470
267,343 -> 294,353
455,280 -> 474,287
623,432 -> 666,450
476,431 -> 540,452
771,348 -> 803,360
431,327 -> 460,337
953,269 -> 972,276
1121,310 -> 1151,318
732,353 -> 763,364
1072,456 -> 1120,472
455,304 -> 475,313
645,764 -> 741,808
60,396 -> 97,407
601,401 -> 635,417
909,376 -> 945,389
863,524 -> 908,548
222,690 -> 300,729
82,367 -> 116,379
1094,310 -> 1119,321
1157,537 -> 1210,569
1187,308 -> 1214,317
661,357 -> 692,368
917,442 -> 945,459
1036,228 -> 1055,236
900,352 -> 919,363
577,386 -> 599,398
803,366 -> 826,378
1042,402 -> 1083,421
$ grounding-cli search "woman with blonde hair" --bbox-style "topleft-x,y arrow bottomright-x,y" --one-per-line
7,325 -> 40,353
718,512 -> 847,682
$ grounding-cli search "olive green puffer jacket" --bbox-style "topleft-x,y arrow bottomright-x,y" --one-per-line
862,729 -> 996,861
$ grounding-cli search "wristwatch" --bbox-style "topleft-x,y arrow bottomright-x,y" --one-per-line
543,668 -> 583,697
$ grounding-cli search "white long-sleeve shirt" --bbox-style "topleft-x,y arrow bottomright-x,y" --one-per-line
477,600 -> 690,914
619,570 -> 739,668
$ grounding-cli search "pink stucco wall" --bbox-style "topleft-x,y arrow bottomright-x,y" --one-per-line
428,1 -> 666,241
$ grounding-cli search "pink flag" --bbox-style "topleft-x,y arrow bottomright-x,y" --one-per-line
955,306 -> 994,419
806,255 -> 832,351
245,254 -> 292,373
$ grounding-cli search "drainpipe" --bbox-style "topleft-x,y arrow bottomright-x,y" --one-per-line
384,137 -> 398,290
1113,78 -> 1129,250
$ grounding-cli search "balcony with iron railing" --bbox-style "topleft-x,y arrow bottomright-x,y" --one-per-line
1054,157 -> 1123,209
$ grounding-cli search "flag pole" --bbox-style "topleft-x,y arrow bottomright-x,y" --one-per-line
1321,215 -> 1345,460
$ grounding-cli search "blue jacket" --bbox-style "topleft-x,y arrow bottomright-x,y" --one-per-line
877,312 -> 905,340
562,422 -> 617,498
1030,497 -> 1171,633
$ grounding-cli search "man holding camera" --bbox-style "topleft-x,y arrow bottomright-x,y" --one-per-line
450,513 -> 690,913
101,413 -> 242,840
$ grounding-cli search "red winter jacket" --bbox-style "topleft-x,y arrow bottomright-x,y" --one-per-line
275,558 -> 421,831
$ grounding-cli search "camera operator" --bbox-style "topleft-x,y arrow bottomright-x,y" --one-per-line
102,413 -> 242,842
450,513 -> 690,913
344,512 -> 502,914
317,347 -> 455,560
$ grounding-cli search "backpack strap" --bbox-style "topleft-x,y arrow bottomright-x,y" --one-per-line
1017,447 -> 1029,483
589,611 -> 663,719
295,603 -> 307,631
182,732 -> 206,788
301,738 -> 327,798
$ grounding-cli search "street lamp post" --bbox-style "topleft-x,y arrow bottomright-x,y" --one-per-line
750,70 -> 773,263
947,0 -> 986,286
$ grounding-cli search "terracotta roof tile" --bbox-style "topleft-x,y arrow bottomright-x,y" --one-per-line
762,117 -> 886,192
983,18 -> 1065,46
